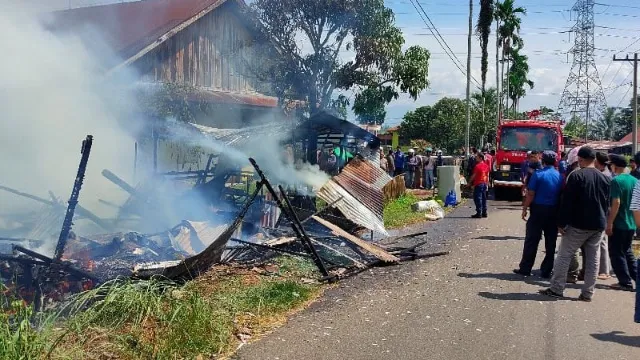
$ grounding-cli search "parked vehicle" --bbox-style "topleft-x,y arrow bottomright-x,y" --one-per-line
492,110 -> 565,200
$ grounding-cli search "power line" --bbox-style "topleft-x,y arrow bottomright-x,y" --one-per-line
594,2 -> 640,10
407,0 -> 481,88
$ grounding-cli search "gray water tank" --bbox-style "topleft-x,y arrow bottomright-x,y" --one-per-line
437,165 -> 461,203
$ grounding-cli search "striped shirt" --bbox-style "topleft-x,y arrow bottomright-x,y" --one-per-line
630,180 -> 640,211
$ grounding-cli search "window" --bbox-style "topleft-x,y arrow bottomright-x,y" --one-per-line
499,127 -> 557,152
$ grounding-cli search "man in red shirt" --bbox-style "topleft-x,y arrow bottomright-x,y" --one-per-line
469,151 -> 490,218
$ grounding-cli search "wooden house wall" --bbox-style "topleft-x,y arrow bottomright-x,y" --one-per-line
135,3 -> 268,94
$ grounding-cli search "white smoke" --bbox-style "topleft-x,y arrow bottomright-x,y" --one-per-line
0,8 -> 139,230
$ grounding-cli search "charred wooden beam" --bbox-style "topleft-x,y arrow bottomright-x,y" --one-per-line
0,184 -> 110,231
248,157 -> 330,278
54,135 -> 93,262
12,245 -> 97,281
102,169 -> 138,196
230,238 -> 311,258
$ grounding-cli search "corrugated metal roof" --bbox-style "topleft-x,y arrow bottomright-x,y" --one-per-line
585,140 -> 631,151
186,87 -> 278,107
317,157 -> 392,236
45,0 -> 235,62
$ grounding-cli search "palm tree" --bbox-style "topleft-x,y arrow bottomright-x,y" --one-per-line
495,0 -> 526,114
476,0 -> 495,93
507,46 -> 533,111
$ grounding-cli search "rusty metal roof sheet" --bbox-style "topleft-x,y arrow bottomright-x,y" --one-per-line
45,0 -> 235,62
186,87 -> 278,107
317,157 -> 392,236
585,140 -> 631,151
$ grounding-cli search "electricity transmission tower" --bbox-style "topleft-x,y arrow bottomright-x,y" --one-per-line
557,0 -> 607,141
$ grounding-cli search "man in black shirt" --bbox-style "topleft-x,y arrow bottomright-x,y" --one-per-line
540,146 -> 611,301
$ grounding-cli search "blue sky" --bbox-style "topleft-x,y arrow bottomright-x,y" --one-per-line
23,0 -> 640,126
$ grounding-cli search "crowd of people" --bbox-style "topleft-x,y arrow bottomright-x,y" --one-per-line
511,145 -> 639,323
379,146 -> 444,190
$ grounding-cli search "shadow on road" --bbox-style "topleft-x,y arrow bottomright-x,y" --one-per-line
458,272 -> 549,287
478,291 -> 559,301
475,235 -> 525,241
590,331 -> 640,348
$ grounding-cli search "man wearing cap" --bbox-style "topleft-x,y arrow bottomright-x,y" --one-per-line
405,149 -> 418,189
606,154 -> 638,291
540,146 -> 611,301
514,151 -> 563,278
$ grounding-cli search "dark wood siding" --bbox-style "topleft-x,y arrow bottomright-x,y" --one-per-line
135,3 -> 267,93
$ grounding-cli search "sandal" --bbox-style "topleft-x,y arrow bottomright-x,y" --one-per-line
597,274 -> 611,280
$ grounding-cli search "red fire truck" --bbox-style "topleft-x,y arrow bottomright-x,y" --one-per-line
492,110 -> 565,199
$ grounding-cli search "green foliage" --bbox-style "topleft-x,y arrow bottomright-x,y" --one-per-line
251,0 -> 430,122
476,0 -> 495,91
136,83 -> 199,122
0,260 -> 320,359
401,91 -> 498,151
507,46 -> 534,110
0,295 -> 54,360
384,193 -> 426,228
495,0 -> 526,51
563,115 -> 586,139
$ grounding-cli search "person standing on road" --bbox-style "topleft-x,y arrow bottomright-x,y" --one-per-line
469,152 -> 490,219
386,149 -> 396,177
605,154 -> 638,292
514,151 -> 563,278
466,147 -> 477,178
593,152 -> 613,280
424,148 -> 435,190
405,149 -> 418,189
559,151 -> 568,176
393,146 -> 405,177
628,180 -> 640,323
540,146 -> 611,301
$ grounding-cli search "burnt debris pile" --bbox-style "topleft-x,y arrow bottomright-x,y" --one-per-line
0,114 -> 445,309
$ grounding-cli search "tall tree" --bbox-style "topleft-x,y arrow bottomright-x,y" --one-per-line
590,107 -> 618,140
251,0 -> 430,122
495,0 -> 526,112
476,0 -> 495,93
399,98 -> 466,153
471,87 -> 499,146
563,115 -> 586,139
507,46 -> 534,111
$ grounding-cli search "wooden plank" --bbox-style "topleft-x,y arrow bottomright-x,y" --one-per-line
311,216 -> 399,263
263,236 -> 297,246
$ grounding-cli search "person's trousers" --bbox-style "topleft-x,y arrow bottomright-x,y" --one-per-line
608,228 -> 638,286
424,169 -> 434,189
473,184 -> 488,215
405,170 -> 415,188
518,204 -> 558,275
575,235 -> 610,276
550,227 -> 602,298
394,169 -> 404,177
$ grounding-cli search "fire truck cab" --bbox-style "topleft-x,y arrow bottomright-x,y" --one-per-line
492,110 -> 565,199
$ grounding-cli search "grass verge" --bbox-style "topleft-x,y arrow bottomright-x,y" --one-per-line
1,256 -> 323,360
383,193 -> 428,229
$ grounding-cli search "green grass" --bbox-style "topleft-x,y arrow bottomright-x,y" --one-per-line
383,193 -> 427,229
0,257 -> 322,360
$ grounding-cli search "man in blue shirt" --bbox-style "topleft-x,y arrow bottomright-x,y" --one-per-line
514,151 -> 563,278
393,147 -> 405,177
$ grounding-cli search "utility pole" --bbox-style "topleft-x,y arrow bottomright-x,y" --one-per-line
613,53 -> 639,153
496,20 -> 501,126
465,0 -> 472,156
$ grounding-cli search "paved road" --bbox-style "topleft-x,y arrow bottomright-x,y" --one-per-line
237,200 -> 640,360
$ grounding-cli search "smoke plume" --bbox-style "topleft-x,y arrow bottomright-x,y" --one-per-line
0,7 -> 139,230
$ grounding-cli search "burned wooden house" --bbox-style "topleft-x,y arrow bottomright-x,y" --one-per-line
47,0 -> 287,172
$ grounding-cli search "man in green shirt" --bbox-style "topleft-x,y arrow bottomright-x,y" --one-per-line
606,154 -> 638,291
